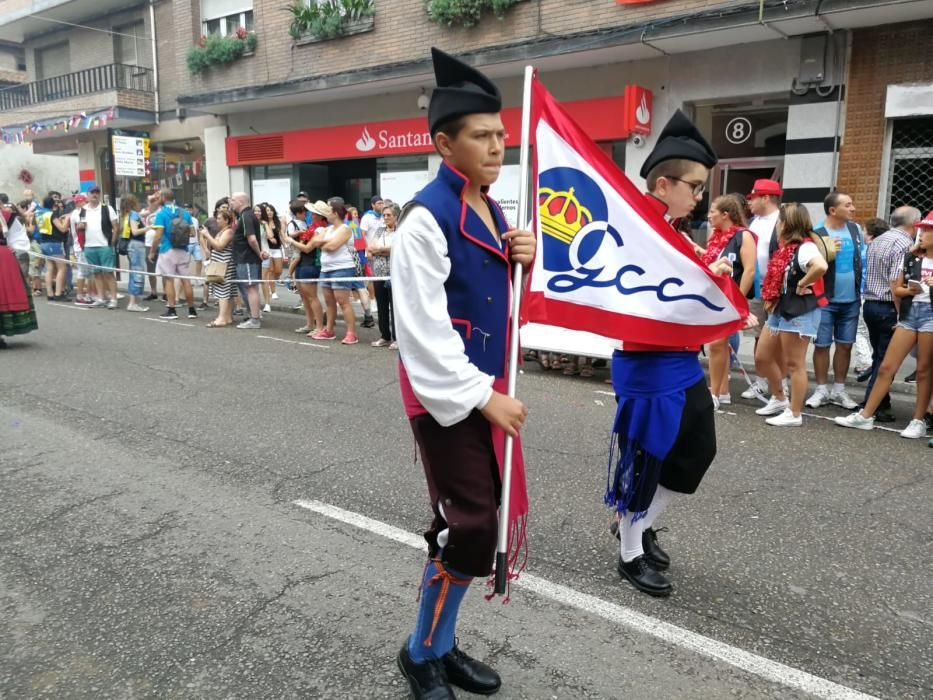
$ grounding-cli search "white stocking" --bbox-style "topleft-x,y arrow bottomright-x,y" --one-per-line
619,517 -> 645,563
643,485 -> 676,530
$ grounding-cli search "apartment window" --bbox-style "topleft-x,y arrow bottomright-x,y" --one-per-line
35,42 -> 70,80
201,0 -> 253,35
114,21 -> 151,68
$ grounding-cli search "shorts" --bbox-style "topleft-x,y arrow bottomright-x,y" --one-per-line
295,265 -> 321,282
187,240 -> 204,262
320,266 -> 363,290
745,298 -> 766,338
28,241 -> 42,276
83,246 -> 116,273
156,248 -> 192,278
74,250 -> 92,280
39,241 -> 65,260
897,302 -> 933,333
767,307 -> 822,339
815,300 -> 860,347
236,262 -> 262,286
268,248 -> 284,259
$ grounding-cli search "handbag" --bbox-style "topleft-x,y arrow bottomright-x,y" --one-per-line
205,258 -> 227,283
346,238 -> 364,277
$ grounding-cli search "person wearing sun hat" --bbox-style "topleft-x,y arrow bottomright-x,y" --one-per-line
391,47 -> 536,699
606,109 -> 753,598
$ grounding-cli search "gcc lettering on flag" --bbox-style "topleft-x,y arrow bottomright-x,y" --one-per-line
523,78 -> 748,348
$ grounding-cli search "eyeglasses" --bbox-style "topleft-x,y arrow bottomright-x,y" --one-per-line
667,177 -> 707,197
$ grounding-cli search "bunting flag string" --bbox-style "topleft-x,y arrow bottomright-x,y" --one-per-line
0,106 -> 116,146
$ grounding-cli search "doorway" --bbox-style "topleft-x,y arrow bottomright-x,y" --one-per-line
711,157 -> 784,202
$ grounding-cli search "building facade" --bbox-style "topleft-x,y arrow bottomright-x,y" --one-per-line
1,0 -> 932,225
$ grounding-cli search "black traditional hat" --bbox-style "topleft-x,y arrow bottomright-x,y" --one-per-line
639,109 -> 717,178
428,47 -> 502,136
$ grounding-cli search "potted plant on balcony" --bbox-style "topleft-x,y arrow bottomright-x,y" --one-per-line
187,27 -> 258,75
426,0 -> 522,28
286,0 -> 375,43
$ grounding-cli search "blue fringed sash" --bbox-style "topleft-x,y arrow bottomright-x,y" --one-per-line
605,350 -> 703,521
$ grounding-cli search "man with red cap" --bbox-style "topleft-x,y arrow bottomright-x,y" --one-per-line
741,178 -> 783,400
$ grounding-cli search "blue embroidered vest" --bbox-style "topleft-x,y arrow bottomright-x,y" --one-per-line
410,162 -> 512,379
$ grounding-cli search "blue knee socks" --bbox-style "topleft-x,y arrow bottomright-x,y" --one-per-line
407,559 -> 473,662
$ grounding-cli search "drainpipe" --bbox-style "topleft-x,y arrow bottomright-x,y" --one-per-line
830,30 -> 849,189
149,0 -> 160,125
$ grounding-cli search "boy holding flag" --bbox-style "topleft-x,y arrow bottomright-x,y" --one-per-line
608,111 -> 742,597
391,48 -> 535,699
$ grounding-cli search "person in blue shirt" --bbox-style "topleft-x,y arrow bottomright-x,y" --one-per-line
149,188 -> 196,319
805,192 -> 865,410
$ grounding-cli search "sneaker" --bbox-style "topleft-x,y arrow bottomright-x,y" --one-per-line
116,293 -> 125,300
805,385 -> 831,408
711,394 -> 720,411
904,371 -> 916,383
361,315 -> 376,329
834,412 -> 875,430
233,308 -> 245,317
900,419 -> 928,439
89,299 -> 108,308
756,397 -> 789,416
389,341 -> 399,350
856,367 -> 872,383
341,333 -> 359,345
262,303 -> 272,313
717,394 -> 732,406
106,299 -> 119,310
292,303 -> 304,311
198,302 -> 210,310
271,292 -> 279,300
311,329 -> 336,341
830,388 -> 859,410
925,412 -> 933,431
237,318 -> 261,329
371,338 -> 390,347
159,309 -> 178,319
741,378 -> 767,400
74,296 -> 94,306
295,325 -> 312,334
126,304 -> 149,312
766,408 -> 802,427
187,308 -> 198,319
144,294 -> 159,301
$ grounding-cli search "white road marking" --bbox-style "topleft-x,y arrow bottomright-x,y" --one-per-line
141,317 -> 195,327
257,335 -> 329,349
292,498 -> 877,700
594,390 -> 615,397
47,302 -> 89,311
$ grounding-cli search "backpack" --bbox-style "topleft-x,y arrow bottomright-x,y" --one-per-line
167,206 -> 189,249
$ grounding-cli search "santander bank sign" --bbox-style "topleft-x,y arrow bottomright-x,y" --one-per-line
226,87 -> 653,166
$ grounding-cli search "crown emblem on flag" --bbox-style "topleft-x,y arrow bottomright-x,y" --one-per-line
539,186 -> 592,244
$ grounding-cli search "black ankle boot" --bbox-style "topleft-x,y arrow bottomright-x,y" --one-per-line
397,644 -> 456,699
618,555 -> 672,597
642,527 -> 671,570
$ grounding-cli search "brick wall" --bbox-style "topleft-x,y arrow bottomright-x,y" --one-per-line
835,20 -> 933,215
162,0 -> 733,102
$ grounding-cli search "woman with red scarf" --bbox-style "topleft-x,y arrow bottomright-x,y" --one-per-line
754,203 -> 829,426
701,195 -> 757,406
0,207 -> 39,348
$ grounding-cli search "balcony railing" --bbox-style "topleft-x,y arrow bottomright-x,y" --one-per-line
0,63 -> 153,111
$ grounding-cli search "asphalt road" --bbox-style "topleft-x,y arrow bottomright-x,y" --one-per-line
1,301 -> 930,700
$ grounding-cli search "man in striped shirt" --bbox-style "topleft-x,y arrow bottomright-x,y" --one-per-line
861,206 -> 921,421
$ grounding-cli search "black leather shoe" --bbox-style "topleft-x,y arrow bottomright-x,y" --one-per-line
618,555 -> 672,597
875,406 -> 896,424
442,646 -> 501,695
397,644 -> 456,700
642,527 -> 671,571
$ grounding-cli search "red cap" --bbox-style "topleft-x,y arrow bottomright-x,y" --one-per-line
748,179 -> 783,198
917,210 -> 933,228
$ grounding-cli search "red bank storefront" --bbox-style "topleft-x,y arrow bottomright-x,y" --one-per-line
226,87 -> 652,223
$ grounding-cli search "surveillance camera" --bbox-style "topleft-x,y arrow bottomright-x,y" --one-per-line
631,134 -> 645,148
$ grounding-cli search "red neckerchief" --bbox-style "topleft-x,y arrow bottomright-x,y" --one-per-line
299,222 -> 321,243
700,225 -> 741,266
761,242 -> 799,302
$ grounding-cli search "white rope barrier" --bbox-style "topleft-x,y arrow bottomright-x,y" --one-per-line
26,250 -> 390,285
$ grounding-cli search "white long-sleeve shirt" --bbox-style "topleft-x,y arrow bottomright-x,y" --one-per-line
391,205 -> 494,427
